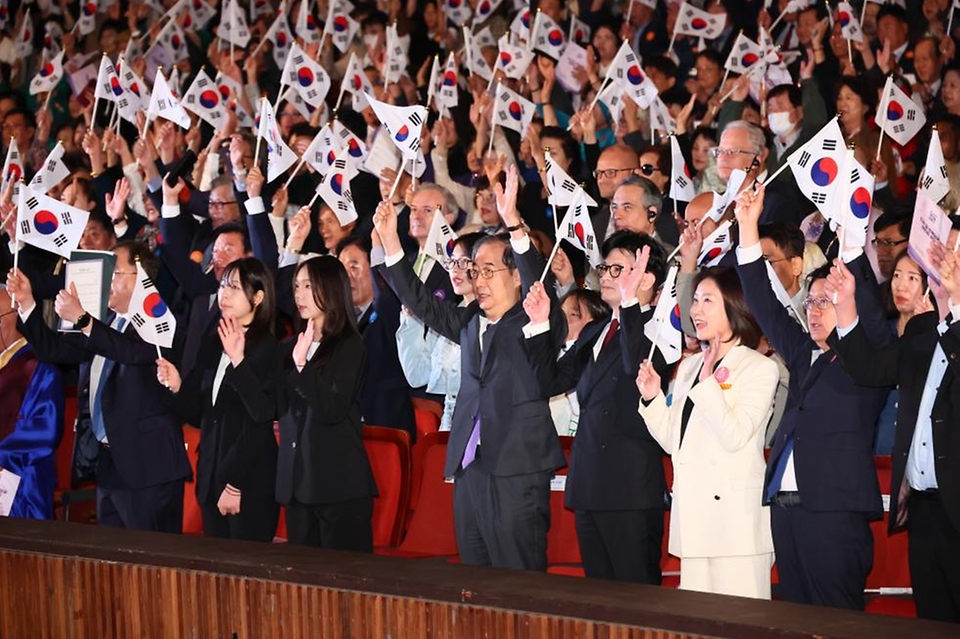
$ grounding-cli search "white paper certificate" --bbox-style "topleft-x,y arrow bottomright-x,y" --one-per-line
909,193 -> 951,286
0,468 -> 21,516
61,258 -> 105,331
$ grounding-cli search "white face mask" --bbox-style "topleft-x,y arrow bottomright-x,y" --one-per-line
768,111 -> 795,136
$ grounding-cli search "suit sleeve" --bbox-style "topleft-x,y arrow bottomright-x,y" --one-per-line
158,212 -> 215,302
846,251 -> 894,348
525,329 -> 587,396
247,212 -> 280,273
17,309 -> 91,366
381,259 -> 470,344
637,384 -> 677,455
737,256 -> 812,368
224,340 -> 279,423
288,334 -> 366,425
84,318 -> 181,365
395,314 -> 433,388
827,322 -> 901,387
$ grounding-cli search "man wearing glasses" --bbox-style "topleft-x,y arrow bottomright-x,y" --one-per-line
871,211 -> 911,281
589,144 -> 641,244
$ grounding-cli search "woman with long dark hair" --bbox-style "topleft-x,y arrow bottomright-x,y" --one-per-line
157,257 -> 280,542
276,256 -> 377,551
636,267 -> 780,599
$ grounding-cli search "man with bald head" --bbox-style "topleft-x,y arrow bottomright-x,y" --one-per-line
590,144 -> 641,244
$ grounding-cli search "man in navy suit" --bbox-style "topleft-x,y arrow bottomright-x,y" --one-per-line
8,242 -> 191,532
735,185 -> 889,610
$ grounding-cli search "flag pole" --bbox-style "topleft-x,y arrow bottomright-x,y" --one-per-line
253,97 -> 265,168
538,240 -> 562,283
876,77 -> 891,160
646,308 -> 665,362
834,145 -> 855,302
411,157 -> 417,190
387,161 -> 405,198
761,160 -> 791,186
283,157 -> 305,190
10,179 -> 23,307
949,5 -> 956,37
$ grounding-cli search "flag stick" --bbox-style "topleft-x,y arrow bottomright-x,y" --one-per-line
769,10 -> 788,31
334,83 -> 347,112
411,157 -> 417,190
487,121 -> 496,156
846,38 -> 852,67
860,0 -> 868,26
10,183 -> 22,307
876,77 -> 891,160
567,78 -> 610,131
155,343 -> 163,362
387,161 -> 405,199
538,239 -> 562,283
667,29 -> 678,55
834,148 -> 855,302
308,189 -> 322,208
949,5 -> 956,36
253,98 -> 265,168
646,308 -> 665,362
283,157 -> 305,190
762,160 -> 790,186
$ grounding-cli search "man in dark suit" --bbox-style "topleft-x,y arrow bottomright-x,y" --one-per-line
337,235 -> 416,438
7,241 -> 191,532
526,231 -> 671,584
735,185 -> 890,610
827,241 -> 960,623
373,168 -> 566,571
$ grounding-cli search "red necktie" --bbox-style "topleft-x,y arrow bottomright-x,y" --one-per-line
601,318 -> 620,351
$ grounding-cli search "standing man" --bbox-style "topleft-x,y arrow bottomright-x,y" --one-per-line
373,167 -> 565,571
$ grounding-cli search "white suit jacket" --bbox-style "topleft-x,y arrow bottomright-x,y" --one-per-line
639,345 -> 780,559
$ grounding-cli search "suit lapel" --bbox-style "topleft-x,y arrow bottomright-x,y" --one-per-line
798,349 -> 834,395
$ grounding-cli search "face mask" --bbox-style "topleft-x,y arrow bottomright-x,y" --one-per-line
363,34 -> 380,51
768,111 -> 795,135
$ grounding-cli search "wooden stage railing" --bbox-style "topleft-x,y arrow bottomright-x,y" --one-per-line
0,518 -> 955,639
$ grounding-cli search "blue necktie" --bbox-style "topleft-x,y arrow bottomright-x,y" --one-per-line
766,438 -> 795,501
91,317 -> 126,442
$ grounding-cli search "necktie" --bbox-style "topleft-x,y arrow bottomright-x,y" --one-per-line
413,253 -> 427,278
766,439 -> 795,501
462,322 -> 496,468
91,317 -> 126,442
601,318 -> 620,351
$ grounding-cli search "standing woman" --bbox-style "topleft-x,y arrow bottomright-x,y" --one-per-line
636,268 -> 780,599
278,256 -> 377,551
157,258 -> 280,542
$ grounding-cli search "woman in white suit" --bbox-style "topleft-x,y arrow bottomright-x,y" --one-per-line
636,267 -> 780,599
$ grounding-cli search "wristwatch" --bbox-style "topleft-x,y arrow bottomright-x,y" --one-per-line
75,313 -> 92,329
505,220 -> 525,232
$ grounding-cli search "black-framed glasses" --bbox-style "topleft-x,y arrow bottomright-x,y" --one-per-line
209,200 -> 238,210
639,164 -> 660,176
871,238 -> 907,250
444,257 -> 473,272
801,296 -> 832,311
593,167 -> 635,179
466,265 -> 509,280
763,255 -> 791,264
596,263 -> 627,278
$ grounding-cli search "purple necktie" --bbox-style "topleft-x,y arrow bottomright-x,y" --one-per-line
461,413 -> 482,468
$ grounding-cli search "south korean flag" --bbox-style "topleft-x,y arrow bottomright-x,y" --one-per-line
877,75 -> 925,146
323,0 -> 360,54
497,34 -> 534,79
607,40 -> 658,109
128,262 -> 177,349
281,43 -> 332,108
787,117 -> 845,216
16,182 -> 89,259
363,93 -> 427,160
492,84 -> 535,135
674,1 -> 726,39
698,220 -> 734,267
545,149 -> 597,208
182,69 -> 226,127
316,149 -> 359,226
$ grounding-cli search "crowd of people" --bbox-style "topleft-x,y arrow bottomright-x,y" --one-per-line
1,0 -> 959,624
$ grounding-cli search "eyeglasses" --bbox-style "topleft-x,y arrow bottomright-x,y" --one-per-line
209,200 -> 238,211
801,296 -> 833,311
596,263 -> 627,278
762,255 -> 791,264
466,265 -> 510,280
871,238 -> 908,249
710,148 -> 756,159
112,270 -> 137,280
639,164 -> 660,176
475,191 -> 496,203
444,257 -> 473,272
593,167 -> 636,179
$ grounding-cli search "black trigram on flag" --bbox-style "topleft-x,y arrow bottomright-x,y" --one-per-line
197,77 -> 209,88
339,128 -> 352,140
62,211 -> 72,224
131,313 -> 145,328
53,234 -> 68,247
921,176 -> 934,189
156,321 -> 171,333
409,111 -> 423,126
850,168 -> 861,183
409,137 -> 421,152
797,151 -> 811,167
906,111 -> 916,121
294,54 -> 304,64
811,192 -> 827,204
343,190 -> 354,204
675,176 -> 689,188
186,95 -> 196,104
333,159 -> 347,170
19,220 -> 28,235
738,41 -> 750,52
893,124 -> 906,134
497,109 -> 507,120
26,196 -> 38,209
306,89 -> 318,99
941,166 -> 949,179
821,139 -> 837,151
118,98 -> 129,109
158,98 -> 169,109
560,179 -> 577,192
46,159 -> 57,172
140,276 -> 154,289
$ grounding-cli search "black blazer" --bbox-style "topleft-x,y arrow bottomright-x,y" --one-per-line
738,256 -> 887,515
829,311 -> 960,532
18,309 -> 191,489
167,333 -> 279,507
529,303 -> 671,511
382,243 -> 566,478
275,331 -> 377,505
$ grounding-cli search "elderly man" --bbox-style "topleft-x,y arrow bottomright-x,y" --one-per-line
588,144 -> 641,244
406,183 -> 461,303
609,176 -> 676,255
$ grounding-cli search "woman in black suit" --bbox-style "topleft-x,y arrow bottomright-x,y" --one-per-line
277,256 -> 377,551
157,258 -> 280,542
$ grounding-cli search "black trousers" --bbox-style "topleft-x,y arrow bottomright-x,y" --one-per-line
575,508 -> 663,584
453,455 -> 551,572
96,445 -> 184,533
771,503 -> 873,610
908,491 -> 960,622
285,496 -> 374,552
200,496 -> 280,543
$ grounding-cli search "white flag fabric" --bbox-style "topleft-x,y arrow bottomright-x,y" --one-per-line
837,2 -> 863,42
826,152 -> 875,248
281,43 -> 332,108
29,51 -> 64,95
303,123 -> 336,175
493,83 -> 535,135
497,34 -> 535,79
473,0 -> 504,24
1,139 -> 23,197
219,0 -> 252,48
213,71 -> 254,128
698,219 -> 734,267
127,262 -> 177,349
16,9 -> 33,60
263,10 -> 295,70
443,0 -> 473,27
16,182 -> 89,259
29,143 -> 70,194
531,10 -> 566,60
315,148 -> 359,225
877,76 -> 925,146
544,150 -> 597,208
597,79 -> 624,124
556,187 -> 602,268
509,6 -> 533,42
323,0 -> 359,53
77,0 -> 98,36
465,27 -> 493,80
919,127 -> 950,205
724,33 -> 764,74
156,18 -> 189,64
250,0 -> 273,20
473,26 -> 498,49
644,264 -> 682,365
256,99 -> 298,182
569,14 -> 591,44
280,86 -> 316,120
383,23 -> 409,85
363,93 -> 427,160
182,68 -> 227,127
427,55 -> 441,108
116,59 -> 150,124
176,0 -> 216,30
607,40 -> 658,109
147,71 -> 191,129
674,2 -> 727,39
304,120 -> 366,175
649,96 -> 676,134
706,169 -> 747,222
425,207 -> 459,264
343,52 -> 374,110
436,53 -> 459,111
787,117 -> 845,216
669,135 -> 696,202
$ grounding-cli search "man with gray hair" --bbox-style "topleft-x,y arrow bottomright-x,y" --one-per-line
609,176 -> 676,255
405,182 -> 460,303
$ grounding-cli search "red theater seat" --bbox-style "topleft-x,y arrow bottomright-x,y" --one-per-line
363,426 -> 412,549
379,431 -> 457,558
865,456 -> 915,618
181,425 -> 203,535
546,437 -> 580,574
411,397 -> 442,441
